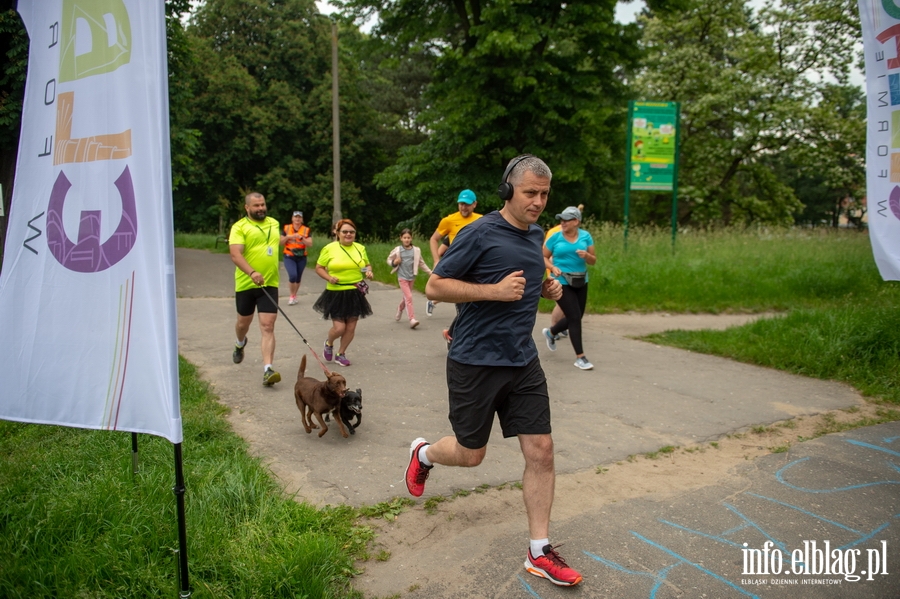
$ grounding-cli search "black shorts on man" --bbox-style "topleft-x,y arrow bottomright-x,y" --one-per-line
447,356 -> 550,449
235,286 -> 279,316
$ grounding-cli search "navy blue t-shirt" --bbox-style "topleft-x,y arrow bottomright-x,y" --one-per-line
433,211 -> 545,366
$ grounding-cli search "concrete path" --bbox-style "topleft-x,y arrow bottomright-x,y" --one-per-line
174,248 -> 899,598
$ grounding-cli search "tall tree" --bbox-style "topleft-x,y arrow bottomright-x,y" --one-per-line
337,0 -> 661,229
784,83 -> 866,227
634,0 -> 861,227
174,0 -> 399,235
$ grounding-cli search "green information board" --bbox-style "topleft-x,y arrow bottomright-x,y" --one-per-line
623,100 -> 681,251
628,101 -> 678,191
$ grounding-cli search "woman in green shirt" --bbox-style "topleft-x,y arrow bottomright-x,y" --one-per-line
313,219 -> 374,367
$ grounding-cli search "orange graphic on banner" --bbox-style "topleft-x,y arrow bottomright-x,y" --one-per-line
891,154 -> 900,183
54,91 -> 132,165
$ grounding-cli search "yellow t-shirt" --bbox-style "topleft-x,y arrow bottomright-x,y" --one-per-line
317,241 -> 370,291
436,211 -> 482,244
544,224 -> 562,276
229,216 -> 280,292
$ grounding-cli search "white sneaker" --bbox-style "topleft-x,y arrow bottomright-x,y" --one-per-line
574,357 -> 593,370
426,300 -> 435,316
542,328 -> 557,351
395,307 -> 403,321
288,296 -> 297,305
410,319 -> 420,329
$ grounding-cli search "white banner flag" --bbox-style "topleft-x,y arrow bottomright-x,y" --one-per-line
860,0 -> 900,281
0,0 -> 182,443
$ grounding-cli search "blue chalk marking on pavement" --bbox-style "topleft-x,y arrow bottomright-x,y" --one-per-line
845,438 -> 900,458
744,492 -> 892,551
776,457 -> 900,493
722,503 -> 792,557
658,518 -> 747,548
834,522 -> 892,552
516,574 -> 545,598
884,436 -> 900,443
745,492 -> 863,535
722,523 -> 750,536
630,532 -> 760,599
583,551 -> 677,599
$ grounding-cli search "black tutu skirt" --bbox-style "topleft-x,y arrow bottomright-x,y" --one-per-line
313,288 -> 373,320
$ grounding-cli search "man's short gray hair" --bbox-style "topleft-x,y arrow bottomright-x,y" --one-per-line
508,155 -> 552,187
245,192 -> 264,205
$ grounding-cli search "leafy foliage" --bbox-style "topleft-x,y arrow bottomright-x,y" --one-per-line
634,0 -> 863,227
172,0 -> 408,236
0,6 -> 28,254
0,0 -> 869,238
0,7 -> 27,152
337,0 -> 653,229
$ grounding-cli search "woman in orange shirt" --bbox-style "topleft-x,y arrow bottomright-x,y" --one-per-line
281,211 -> 313,305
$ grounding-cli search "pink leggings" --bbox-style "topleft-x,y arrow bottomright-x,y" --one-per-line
398,278 -> 416,320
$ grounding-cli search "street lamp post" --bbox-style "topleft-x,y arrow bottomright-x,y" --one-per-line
327,18 -> 341,225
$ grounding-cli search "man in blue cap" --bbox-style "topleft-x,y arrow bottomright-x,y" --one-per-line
426,189 -> 482,316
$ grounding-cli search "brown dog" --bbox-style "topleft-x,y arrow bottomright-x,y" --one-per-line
294,354 -> 348,438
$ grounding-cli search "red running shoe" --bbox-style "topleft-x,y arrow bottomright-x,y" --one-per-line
524,544 -> 583,587
405,437 -> 432,497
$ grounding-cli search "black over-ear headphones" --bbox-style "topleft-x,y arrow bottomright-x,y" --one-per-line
497,154 -> 534,201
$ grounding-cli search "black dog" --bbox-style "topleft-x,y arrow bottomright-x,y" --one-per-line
325,388 -> 362,434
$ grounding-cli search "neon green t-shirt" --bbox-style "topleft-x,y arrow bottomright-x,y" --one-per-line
229,216 -> 280,292
317,241 -> 369,291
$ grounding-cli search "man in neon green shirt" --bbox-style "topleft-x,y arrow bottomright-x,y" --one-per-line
229,192 -> 283,386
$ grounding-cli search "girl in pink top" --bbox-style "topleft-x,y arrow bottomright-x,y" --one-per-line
387,229 -> 433,329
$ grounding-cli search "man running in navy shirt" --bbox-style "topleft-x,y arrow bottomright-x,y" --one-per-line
405,155 -> 583,587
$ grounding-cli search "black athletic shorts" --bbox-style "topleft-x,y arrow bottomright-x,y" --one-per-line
235,287 -> 279,317
446,356 -> 551,449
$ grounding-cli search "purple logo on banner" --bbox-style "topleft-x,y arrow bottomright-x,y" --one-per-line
46,167 -> 138,272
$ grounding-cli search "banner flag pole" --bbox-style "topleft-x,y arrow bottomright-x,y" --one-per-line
131,432 -> 139,476
173,442 -> 191,598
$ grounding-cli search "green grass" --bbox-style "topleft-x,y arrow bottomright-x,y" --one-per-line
174,232 -> 232,253
644,301 -> 900,405
0,357 -> 368,598
180,225 -> 889,314
542,224 -> 894,314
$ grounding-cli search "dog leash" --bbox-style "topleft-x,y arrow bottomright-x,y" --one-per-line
258,285 -> 331,375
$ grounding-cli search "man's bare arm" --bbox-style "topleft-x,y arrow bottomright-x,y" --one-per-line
429,230 -> 443,267
426,271 -> 526,303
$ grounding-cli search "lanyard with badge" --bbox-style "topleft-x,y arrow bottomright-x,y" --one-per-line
251,219 -> 274,256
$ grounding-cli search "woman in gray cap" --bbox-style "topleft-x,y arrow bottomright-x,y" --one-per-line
542,206 -> 596,370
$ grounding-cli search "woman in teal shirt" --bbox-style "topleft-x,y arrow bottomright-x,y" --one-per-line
542,206 -> 596,370
313,219 -> 374,366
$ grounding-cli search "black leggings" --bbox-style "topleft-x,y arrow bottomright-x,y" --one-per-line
550,284 -> 588,355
